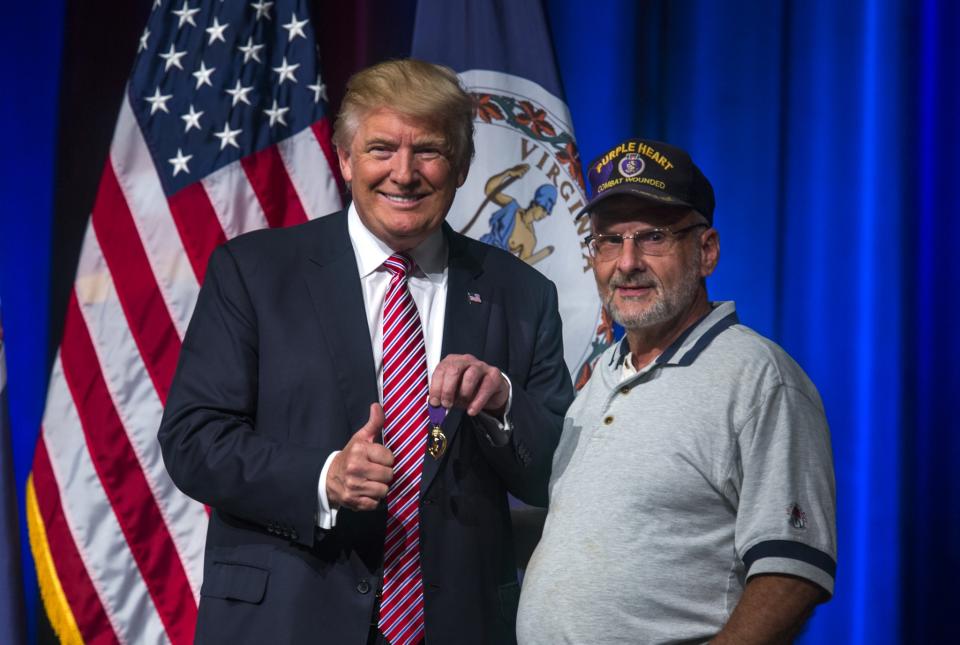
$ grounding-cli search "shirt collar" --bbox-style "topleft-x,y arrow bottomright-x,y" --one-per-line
347,202 -> 447,282
610,301 -> 740,372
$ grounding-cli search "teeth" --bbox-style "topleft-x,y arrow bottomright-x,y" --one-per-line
382,194 -> 420,203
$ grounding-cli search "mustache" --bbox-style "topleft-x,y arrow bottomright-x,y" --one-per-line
609,272 -> 659,290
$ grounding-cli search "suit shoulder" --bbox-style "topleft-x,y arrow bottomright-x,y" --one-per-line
216,211 -> 347,265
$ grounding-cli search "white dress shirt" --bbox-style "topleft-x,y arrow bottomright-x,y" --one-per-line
315,205 -> 510,529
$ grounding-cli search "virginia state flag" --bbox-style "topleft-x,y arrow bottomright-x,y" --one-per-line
413,0 -> 613,388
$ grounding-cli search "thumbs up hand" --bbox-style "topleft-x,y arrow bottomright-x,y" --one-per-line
326,403 -> 394,511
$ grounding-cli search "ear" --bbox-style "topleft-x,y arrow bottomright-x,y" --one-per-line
336,145 -> 353,183
699,228 -> 720,278
456,163 -> 468,188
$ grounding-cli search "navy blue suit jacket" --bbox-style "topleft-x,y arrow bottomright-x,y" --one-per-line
159,211 -> 573,644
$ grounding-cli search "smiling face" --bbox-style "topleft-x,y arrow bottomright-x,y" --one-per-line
590,196 -> 718,335
337,107 -> 466,251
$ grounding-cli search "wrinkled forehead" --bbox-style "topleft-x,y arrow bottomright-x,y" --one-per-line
589,195 -> 695,231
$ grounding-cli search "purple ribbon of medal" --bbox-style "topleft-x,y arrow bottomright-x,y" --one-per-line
427,404 -> 448,459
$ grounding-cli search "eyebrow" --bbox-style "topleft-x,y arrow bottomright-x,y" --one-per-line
362,136 -> 447,149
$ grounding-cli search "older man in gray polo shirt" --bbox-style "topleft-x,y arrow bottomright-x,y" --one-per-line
517,139 -> 836,644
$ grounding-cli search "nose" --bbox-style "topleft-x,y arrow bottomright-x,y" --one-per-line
616,236 -> 647,273
390,149 -> 417,186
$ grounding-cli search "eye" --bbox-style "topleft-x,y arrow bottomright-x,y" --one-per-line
367,145 -> 392,158
415,148 -> 442,160
638,230 -> 667,244
596,234 -> 623,248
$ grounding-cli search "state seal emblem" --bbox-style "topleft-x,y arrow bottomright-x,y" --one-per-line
450,70 -> 614,387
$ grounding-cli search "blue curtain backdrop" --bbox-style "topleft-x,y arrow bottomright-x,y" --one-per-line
548,0 -> 958,641
1,0 -> 957,641
0,1 -> 63,641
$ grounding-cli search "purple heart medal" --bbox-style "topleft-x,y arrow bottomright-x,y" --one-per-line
427,404 -> 448,460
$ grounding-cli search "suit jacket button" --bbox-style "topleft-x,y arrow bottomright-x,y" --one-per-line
356,579 -> 371,594
290,530 -> 298,540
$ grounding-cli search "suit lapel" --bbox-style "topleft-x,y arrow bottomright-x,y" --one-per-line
301,213 -> 379,440
421,228 -> 491,495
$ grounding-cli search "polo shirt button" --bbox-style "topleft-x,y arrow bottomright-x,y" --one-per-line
356,579 -> 371,594
603,415 -> 614,425
619,386 -> 630,394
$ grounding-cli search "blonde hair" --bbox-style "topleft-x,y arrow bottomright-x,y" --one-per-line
333,59 -> 475,173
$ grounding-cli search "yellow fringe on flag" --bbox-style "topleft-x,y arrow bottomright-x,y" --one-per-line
26,474 -> 85,644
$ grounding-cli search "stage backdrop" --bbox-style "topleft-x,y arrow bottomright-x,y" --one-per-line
1,0 -> 958,642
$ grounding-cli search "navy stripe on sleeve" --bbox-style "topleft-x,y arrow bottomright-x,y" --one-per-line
743,540 -> 837,578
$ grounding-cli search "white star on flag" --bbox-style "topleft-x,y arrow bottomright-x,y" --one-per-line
144,87 -> 173,114
172,2 -> 201,29
225,79 -> 254,106
168,148 -> 192,176
273,57 -> 299,84
282,13 -> 308,41
138,28 -> 150,53
213,123 -> 242,149
264,99 -> 289,127
308,75 -> 327,103
252,1 -> 274,20
238,36 -> 265,63
205,17 -> 229,44
181,105 -> 203,132
159,44 -> 187,72
192,61 -> 215,89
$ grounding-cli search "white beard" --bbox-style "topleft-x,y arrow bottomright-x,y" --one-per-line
605,249 -> 702,330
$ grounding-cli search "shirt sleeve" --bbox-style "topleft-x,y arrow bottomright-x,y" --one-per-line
733,383 -> 838,594
316,450 -> 340,530
474,372 -> 513,447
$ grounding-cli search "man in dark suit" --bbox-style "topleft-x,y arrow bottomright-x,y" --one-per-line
159,59 -> 573,645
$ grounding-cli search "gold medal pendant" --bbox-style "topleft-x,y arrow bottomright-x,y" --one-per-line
428,425 -> 447,459
427,404 -> 448,460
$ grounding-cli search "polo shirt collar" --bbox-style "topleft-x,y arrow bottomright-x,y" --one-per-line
611,301 -> 740,371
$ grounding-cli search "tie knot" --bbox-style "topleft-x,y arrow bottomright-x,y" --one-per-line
383,253 -> 415,278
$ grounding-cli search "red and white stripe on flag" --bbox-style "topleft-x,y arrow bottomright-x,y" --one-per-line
26,1 -> 343,642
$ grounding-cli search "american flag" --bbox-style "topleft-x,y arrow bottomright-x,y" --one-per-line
26,1 -> 342,642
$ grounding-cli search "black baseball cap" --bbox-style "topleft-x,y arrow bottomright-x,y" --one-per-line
576,138 -> 715,224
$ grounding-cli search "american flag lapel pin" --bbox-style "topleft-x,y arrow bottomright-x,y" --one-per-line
467,291 -> 482,304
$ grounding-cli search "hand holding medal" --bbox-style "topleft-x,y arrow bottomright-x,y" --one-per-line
427,353 -> 511,459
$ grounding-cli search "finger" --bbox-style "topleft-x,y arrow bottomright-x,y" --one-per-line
428,359 -> 453,407
344,471 -> 391,497
352,481 -> 390,501
457,365 -> 483,405
439,360 -> 469,409
359,459 -> 394,484
349,495 -> 383,512
354,403 -> 384,443
468,369 -> 507,416
366,444 -> 395,468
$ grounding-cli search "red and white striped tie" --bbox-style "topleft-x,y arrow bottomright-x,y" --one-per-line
378,253 -> 428,645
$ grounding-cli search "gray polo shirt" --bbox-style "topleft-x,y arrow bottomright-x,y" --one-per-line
517,302 -> 836,644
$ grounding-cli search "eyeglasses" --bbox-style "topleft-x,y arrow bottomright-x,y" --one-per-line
584,223 -> 708,261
